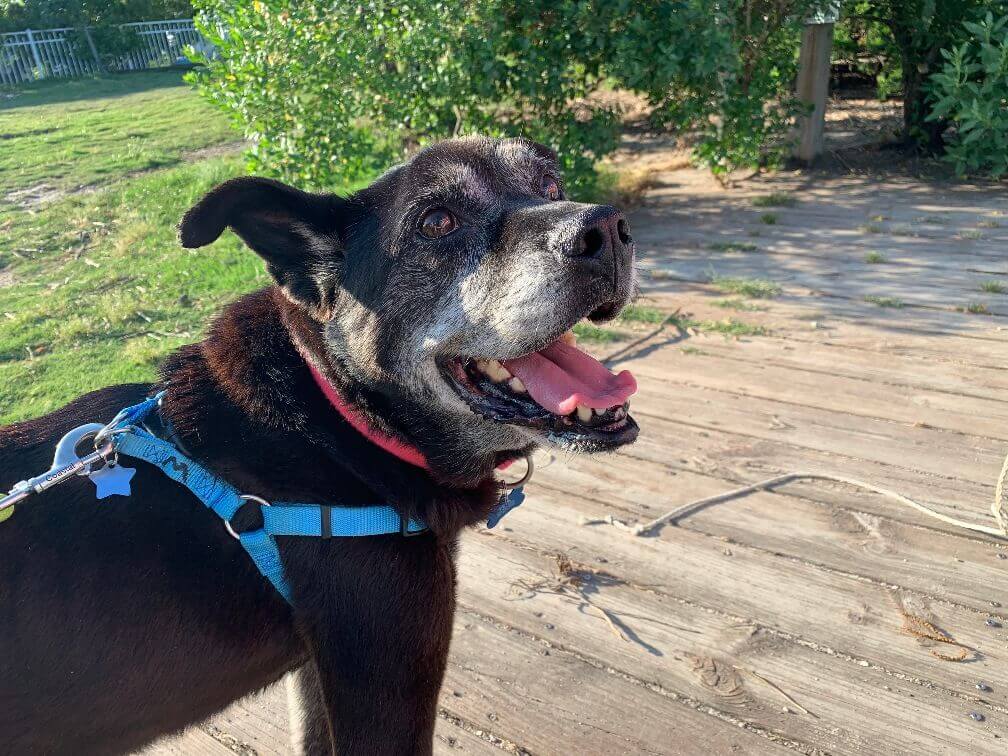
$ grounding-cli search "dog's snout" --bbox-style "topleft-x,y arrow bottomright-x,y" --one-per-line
570,207 -> 632,260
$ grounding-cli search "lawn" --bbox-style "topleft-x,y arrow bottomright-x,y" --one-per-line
0,70 -> 238,200
0,71 -> 369,424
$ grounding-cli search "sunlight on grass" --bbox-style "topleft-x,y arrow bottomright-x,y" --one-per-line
708,241 -> 758,252
710,275 -> 781,299
752,192 -> 795,208
572,323 -> 625,343
0,70 -> 238,199
713,298 -> 765,311
864,295 -> 904,308
0,156 -> 370,423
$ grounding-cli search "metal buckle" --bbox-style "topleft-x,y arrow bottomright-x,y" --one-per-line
225,494 -> 271,540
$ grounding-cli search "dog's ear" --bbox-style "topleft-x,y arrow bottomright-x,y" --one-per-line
179,177 -> 357,311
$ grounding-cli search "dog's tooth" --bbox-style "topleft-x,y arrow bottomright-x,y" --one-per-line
613,406 -> 626,419
508,377 -> 526,393
560,330 -> 577,347
576,404 -> 592,423
483,359 -> 512,382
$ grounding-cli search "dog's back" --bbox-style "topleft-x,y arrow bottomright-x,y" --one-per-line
0,384 -> 302,755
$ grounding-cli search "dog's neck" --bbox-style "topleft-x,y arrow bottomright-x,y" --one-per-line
158,288 -> 504,534
300,353 -> 430,471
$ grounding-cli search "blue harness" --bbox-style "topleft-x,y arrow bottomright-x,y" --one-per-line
2,393 -> 524,605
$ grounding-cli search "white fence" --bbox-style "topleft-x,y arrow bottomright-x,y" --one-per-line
0,19 -> 208,86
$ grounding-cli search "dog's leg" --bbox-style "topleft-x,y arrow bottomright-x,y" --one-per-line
287,664 -> 335,755
293,540 -> 454,756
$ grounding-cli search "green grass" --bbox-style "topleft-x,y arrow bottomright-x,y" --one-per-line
670,313 -> 767,338
615,304 -> 668,324
713,298 -> 765,311
710,275 -> 781,299
759,212 -> 778,225
707,241 -> 758,252
0,155 -> 373,423
961,302 -> 991,315
0,71 -> 237,200
864,251 -> 887,264
752,192 -> 795,208
960,229 -> 984,240
0,73 -> 379,422
864,295 -> 904,308
980,280 -> 1006,294
570,304 -> 672,343
572,323 -> 624,343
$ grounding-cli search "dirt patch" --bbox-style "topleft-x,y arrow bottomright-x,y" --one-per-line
0,268 -> 15,288
4,183 -> 68,208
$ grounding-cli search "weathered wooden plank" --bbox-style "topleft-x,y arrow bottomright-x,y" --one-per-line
147,684 -> 512,755
444,608 -> 785,756
635,253 -> 1008,317
631,288 -> 1008,365
612,330 -> 1008,401
456,533 -> 1007,754
621,349 -> 1008,441
535,453 -> 1007,615
625,414 -> 997,529
625,379 -> 1006,490
490,490 -> 1008,716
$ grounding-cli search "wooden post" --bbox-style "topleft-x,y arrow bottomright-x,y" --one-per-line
793,21 -> 835,164
82,26 -> 104,72
24,28 -> 44,75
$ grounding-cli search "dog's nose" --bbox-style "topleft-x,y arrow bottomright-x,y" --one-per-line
569,207 -> 632,260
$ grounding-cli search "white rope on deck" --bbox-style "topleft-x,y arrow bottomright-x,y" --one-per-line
597,313 -> 1008,541
596,456 -> 1008,540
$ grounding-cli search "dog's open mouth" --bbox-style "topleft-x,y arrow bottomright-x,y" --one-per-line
441,330 -> 639,445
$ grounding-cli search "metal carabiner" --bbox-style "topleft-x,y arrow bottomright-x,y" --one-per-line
0,423 -> 106,514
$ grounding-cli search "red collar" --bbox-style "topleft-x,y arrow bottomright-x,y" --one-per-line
304,356 -> 517,474
304,361 -> 431,471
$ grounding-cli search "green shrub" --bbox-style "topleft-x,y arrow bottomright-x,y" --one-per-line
190,1 -> 825,190
189,1 -> 624,192
837,0 -> 989,150
929,11 -> 1008,177
618,1 -> 814,175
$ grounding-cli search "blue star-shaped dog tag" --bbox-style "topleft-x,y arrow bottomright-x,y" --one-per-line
486,487 -> 525,529
89,464 -> 136,499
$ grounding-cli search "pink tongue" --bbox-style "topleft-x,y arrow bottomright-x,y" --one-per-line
502,339 -> 637,415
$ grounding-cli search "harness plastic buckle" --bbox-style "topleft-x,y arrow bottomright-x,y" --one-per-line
225,494 -> 270,540
400,514 -> 424,538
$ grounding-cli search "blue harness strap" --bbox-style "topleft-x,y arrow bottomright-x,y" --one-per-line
100,393 -> 523,605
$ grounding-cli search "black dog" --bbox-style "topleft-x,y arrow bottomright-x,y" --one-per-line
0,137 -> 638,755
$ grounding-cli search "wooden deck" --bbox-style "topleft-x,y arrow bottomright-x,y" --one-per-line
148,164 -> 1008,755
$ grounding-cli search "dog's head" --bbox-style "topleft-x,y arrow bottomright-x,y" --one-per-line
180,136 -> 638,481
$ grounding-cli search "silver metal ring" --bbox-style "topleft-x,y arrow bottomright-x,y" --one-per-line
224,494 -> 272,539
500,454 -> 534,490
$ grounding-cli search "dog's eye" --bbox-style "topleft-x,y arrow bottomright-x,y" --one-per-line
541,175 -> 562,201
419,208 -> 458,239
